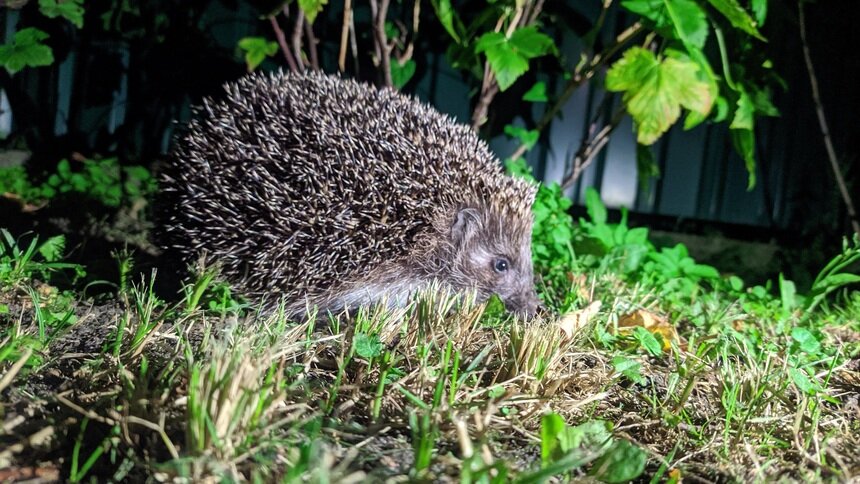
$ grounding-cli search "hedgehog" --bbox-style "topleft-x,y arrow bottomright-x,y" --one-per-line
158,71 -> 540,318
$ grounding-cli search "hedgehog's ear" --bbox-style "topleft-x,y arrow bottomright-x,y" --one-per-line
451,208 -> 482,245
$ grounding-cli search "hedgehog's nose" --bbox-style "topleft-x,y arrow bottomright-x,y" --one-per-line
506,291 -> 543,320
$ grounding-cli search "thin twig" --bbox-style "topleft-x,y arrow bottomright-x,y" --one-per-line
292,9 -> 306,71
560,107 -> 626,189
349,7 -> 360,76
369,0 -> 393,87
798,0 -> 860,236
269,15 -> 299,72
507,21 -> 644,161
338,0 -> 353,72
304,18 -> 320,71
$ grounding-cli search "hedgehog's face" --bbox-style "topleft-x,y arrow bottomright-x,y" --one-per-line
449,207 -> 542,318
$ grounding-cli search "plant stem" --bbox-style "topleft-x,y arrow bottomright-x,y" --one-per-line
370,0 -> 393,87
798,0 -> 860,236
338,0 -> 353,72
269,14 -> 299,72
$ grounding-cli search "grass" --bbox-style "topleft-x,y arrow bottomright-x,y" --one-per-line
0,199 -> 858,481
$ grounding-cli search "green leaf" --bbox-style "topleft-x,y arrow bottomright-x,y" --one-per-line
39,0 -> 85,28
633,326 -> 662,356
730,128 -> 756,189
611,356 -> 646,385
430,0 -> 461,43
664,0 -> 709,49
504,125 -> 539,150
476,28 -> 554,92
523,81 -> 548,102
589,440 -> 647,482
238,37 -> 278,72
540,413 -> 567,464
354,332 -> 384,359
585,188 -> 607,225
789,367 -> 818,395
730,90 -> 755,130
298,0 -> 328,24
779,274 -> 797,313
507,27 -> 555,59
606,47 -> 712,145
705,0 -> 766,40
622,0 -> 708,49
390,59 -> 416,89
685,263 -> 720,279
0,28 -> 54,75
635,143 -> 659,187
38,235 -> 65,262
791,327 -> 821,355
751,0 -> 768,26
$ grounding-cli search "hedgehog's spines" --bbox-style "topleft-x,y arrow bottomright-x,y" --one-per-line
160,70 -> 538,314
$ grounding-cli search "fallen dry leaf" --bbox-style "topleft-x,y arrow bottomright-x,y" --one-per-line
558,301 -> 602,340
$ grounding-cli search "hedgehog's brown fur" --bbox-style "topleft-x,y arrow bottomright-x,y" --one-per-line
159,71 -> 539,317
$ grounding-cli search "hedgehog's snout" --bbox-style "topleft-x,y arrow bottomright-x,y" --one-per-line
503,289 -> 543,320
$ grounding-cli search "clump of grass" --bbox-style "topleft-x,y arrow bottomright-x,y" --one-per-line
1,224 -> 858,482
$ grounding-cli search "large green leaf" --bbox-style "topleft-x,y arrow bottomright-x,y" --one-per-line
298,0 -> 328,24
622,0 -> 709,49
39,0 -> 85,28
706,0 -> 765,40
606,47 -> 712,145
0,28 -> 54,75
430,0 -> 461,43
238,37 -> 278,72
475,27 -> 555,91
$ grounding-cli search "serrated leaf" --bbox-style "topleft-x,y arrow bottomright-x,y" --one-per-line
730,90 -> 755,130
0,28 -> 54,75
504,125 -> 539,150
298,0 -> 328,24
523,81 -> 548,102
665,0 -> 709,49
476,28 -> 554,92
607,47 -> 712,145
39,0 -> 85,28
611,356 -> 646,385
482,41 -> 528,91
430,0 -> 460,43
238,37 -> 278,71
633,326 -> 662,356
730,128 -> 756,189
585,188 -> 607,224
391,59 -> 416,89
37,235 -> 65,262
507,26 -> 555,59
353,332 -> 383,359
706,0 -> 765,40
622,0 -> 708,49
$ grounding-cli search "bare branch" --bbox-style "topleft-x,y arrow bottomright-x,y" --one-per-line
560,108 -> 626,189
799,0 -> 860,236
304,18 -> 320,71
269,15 -> 299,72
369,0 -> 393,87
292,9 -> 306,71
338,0 -> 353,72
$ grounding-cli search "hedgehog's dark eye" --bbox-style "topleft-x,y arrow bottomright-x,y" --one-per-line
494,258 -> 509,273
